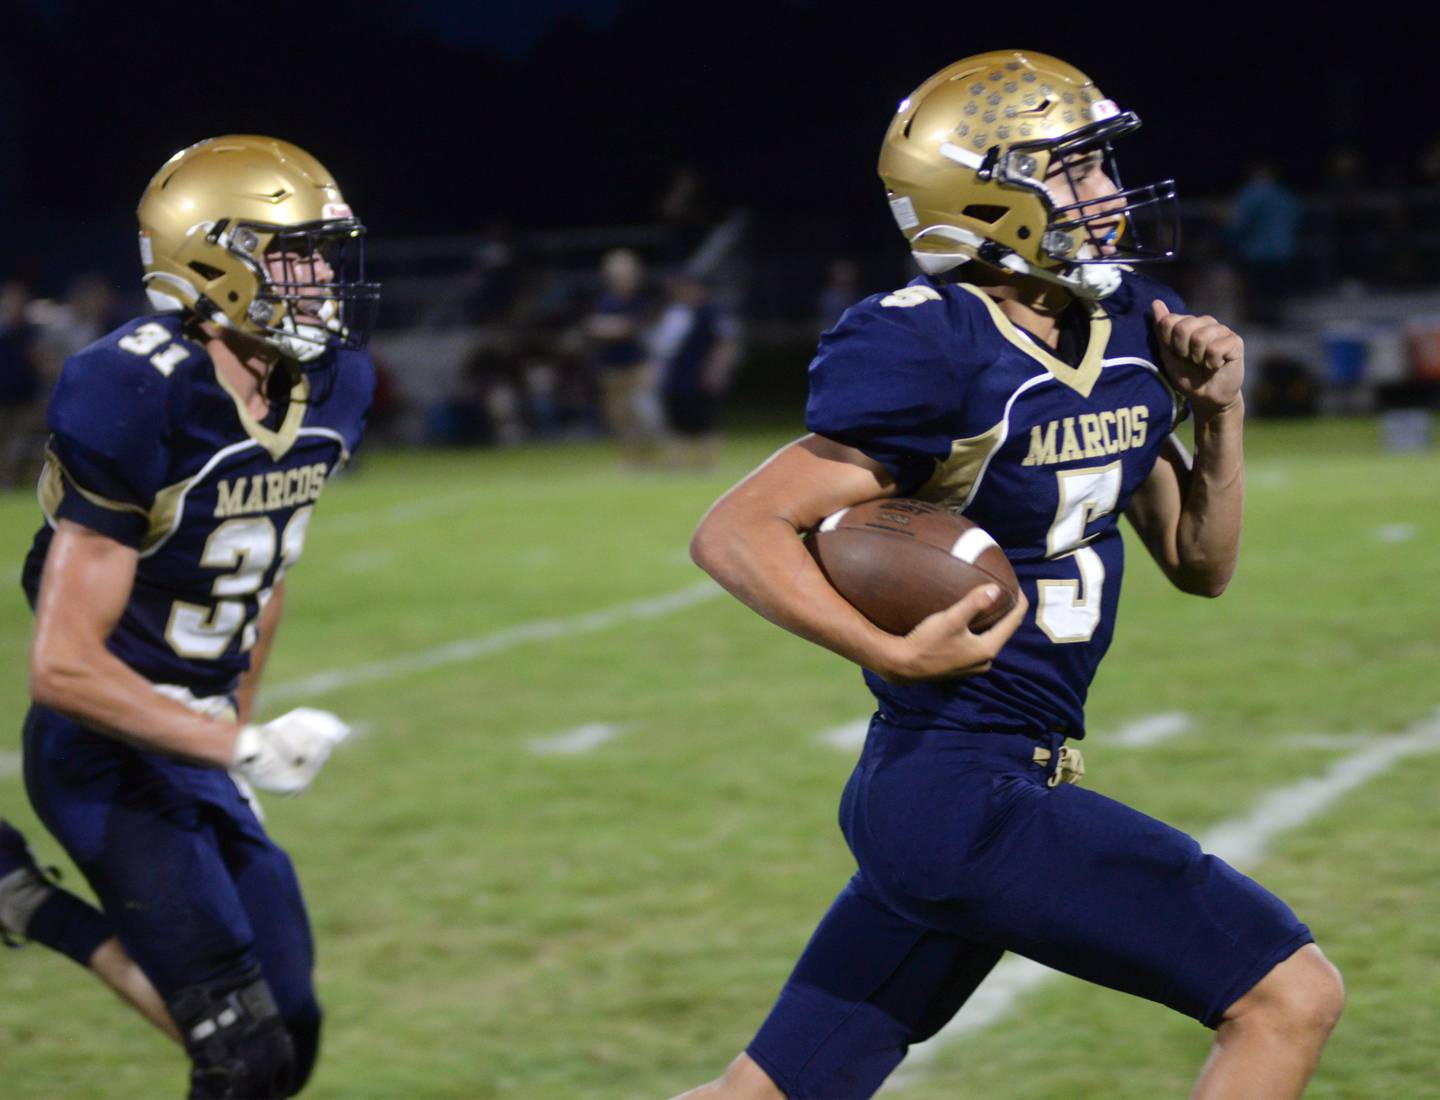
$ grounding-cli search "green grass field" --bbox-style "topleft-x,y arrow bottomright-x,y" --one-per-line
1,418 -> 1437,1098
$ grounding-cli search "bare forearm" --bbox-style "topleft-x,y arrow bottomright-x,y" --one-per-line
30,645 -> 238,767
691,436 -> 1027,683
30,522 -> 239,766
1175,400 -> 1245,595
691,508 -> 898,673
235,583 -> 285,724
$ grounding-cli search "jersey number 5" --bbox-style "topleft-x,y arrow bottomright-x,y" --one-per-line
1036,462 -> 1121,644
165,507 -> 313,659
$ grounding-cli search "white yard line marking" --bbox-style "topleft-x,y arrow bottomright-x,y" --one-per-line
1199,715 -> 1440,867
1375,523 -> 1417,544
883,962 -> 1055,1083
264,580 -> 721,703
816,718 -> 871,753
885,712 -> 1440,1090
526,723 -> 628,756
1106,711 -> 1192,748
0,752 -> 20,779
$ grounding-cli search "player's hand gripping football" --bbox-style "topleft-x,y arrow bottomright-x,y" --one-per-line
1150,301 -> 1244,419
232,708 -> 351,795
880,585 -> 1028,684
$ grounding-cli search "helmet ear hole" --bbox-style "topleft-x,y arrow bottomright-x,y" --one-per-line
962,204 -> 1008,224
188,261 -> 226,282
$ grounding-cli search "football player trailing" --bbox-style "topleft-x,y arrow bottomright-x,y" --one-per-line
2,815 -> 179,1041
18,136 -> 379,1098
678,51 -> 1342,1100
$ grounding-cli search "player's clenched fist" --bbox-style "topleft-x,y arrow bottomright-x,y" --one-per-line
880,585 -> 1029,684
232,708 -> 351,794
1150,300 -> 1244,418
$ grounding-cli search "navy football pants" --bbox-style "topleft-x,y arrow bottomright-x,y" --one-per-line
747,717 -> 1314,1099
22,704 -> 322,1080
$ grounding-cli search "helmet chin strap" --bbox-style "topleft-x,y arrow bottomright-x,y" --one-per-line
910,225 -> 1121,300
265,317 -> 328,363
1022,252 -> 1122,300
261,299 -> 343,363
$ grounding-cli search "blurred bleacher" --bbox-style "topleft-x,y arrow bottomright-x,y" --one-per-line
8,184 -> 1440,457
360,185 -> 1440,445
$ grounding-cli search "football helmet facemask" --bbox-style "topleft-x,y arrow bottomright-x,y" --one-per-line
137,135 -> 380,364
878,50 -> 1178,299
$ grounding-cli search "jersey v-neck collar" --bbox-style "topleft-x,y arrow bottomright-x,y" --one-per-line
956,283 -> 1112,399
212,360 -> 310,460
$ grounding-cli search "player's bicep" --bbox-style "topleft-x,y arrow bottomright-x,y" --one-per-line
33,521 -> 140,654
1125,435 -> 1192,581
704,434 -> 900,536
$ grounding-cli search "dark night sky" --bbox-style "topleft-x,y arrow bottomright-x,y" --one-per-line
0,0 -> 1426,287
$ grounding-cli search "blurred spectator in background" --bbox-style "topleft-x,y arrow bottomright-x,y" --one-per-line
1226,163 -> 1302,324
1323,147 -> 1369,285
1252,354 -> 1320,419
1410,139 -> 1440,281
1179,229 -> 1243,326
32,273 -> 122,383
657,167 -> 714,266
815,258 -> 860,333
462,221 -> 520,324
430,333 -> 523,447
652,271 -> 741,470
520,306 -> 593,442
0,279 -> 44,487
586,248 -> 661,466
363,353 -> 402,446
1416,139 -> 1440,186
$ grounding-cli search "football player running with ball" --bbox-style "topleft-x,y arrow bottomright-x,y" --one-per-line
678,52 -> 1341,1100
17,136 -> 379,1098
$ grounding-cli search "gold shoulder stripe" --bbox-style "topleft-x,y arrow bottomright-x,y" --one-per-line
41,446 -> 195,553
39,448 -> 151,522
142,478 -> 192,553
916,420 -> 1006,508
957,283 -> 1111,398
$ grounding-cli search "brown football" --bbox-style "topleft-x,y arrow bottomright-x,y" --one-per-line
806,499 -> 1019,635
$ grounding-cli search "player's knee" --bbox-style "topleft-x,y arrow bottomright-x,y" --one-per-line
168,966 -> 296,1099
722,1053 -> 787,1099
1296,951 -> 1346,1035
1226,945 -> 1345,1040
673,1054 -> 786,1099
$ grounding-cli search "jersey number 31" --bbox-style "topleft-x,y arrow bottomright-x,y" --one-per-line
165,508 -> 313,659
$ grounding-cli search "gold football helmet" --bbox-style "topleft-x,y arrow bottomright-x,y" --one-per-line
878,50 -> 1178,298
137,135 -> 380,362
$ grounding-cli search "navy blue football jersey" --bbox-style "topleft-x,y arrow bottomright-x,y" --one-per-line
23,313 -> 374,695
807,271 -> 1188,738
